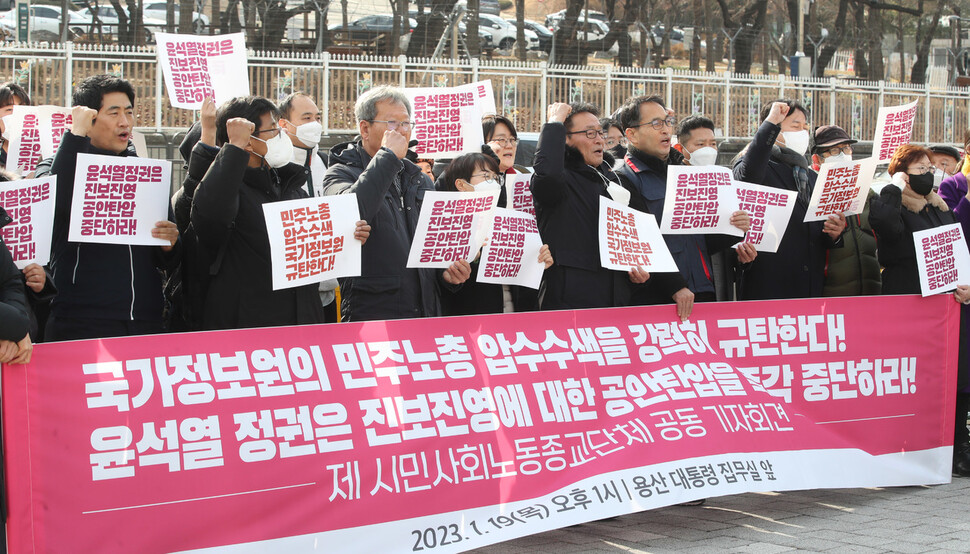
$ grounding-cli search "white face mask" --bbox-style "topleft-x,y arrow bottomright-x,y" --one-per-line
253,132 -> 294,169
688,146 -> 718,166
290,120 -> 323,148
825,152 -> 852,164
780,130 -> 810,156
473,178 -> 502,193
606,182 -> 631,206
933,168 -> 945,191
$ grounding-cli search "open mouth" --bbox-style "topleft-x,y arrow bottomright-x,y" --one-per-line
118,132 -> 130,141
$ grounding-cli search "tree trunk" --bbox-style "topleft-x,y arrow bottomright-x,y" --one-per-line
554,0 -> 586,66
911,0 -> 944,84
815,0 -> 849,75
467,0 -> 479,58
406,0 -> 458,58
853,2 -> 868,78
866,7 -> 885,80
515,0 -> 526,60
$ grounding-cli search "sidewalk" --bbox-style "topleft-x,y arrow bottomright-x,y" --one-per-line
470,478 -> 970,553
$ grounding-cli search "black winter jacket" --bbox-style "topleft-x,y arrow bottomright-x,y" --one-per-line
323,141 -> 443,321
0,207 -> 29,341
191,144 -> 325,329
732,121 -> 841,300
869,185 -> 956,295
531,122 -> 636,309
35,132 -> 177,323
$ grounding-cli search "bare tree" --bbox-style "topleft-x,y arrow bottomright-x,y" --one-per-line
406,0 -> 459,58
714,0 -> 769,74
911,0 -> 944,83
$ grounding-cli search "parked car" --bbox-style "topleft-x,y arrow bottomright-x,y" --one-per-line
519,19 -> 552,52
0,4 -> 92,42
468,13 -> 537,51
329,15 -> 418,51
77,4 -> 169,39
454,0 -> 501,16
142,1 -> 209,33
544,9 -> 607,29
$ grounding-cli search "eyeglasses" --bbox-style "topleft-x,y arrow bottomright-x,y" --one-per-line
367,119 -> 414,131
471,172 -> 500,182
605,138 -> 628,148
253,127 -> 283,139
567,128 -> 608,139
908,165 -> 935,175
491,137 -> 518,147
822,145 -> 852,157
629,116 -> 677,131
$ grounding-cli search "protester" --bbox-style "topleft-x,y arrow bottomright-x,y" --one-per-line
614,96 -> 754,318
190,95 -> 369,330
674,115 -> 719,166
483,114 -> 527,174
531,101 -> 648,310
33,75 -> 179,340
930,145 -> 962,178
870,144 -> 964,475
435,152 -> 553,315
601,117 -> 627,160
0,203 -> 31,364
279,92 -> 327,197
811,125 -> 880,296
415,158 -> 435,180
732,100 -> 846,300
0,82 -> 32,171
323,85 -> 470,321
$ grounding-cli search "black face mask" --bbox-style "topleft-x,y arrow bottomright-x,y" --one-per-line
608,144 -> 627,160
908,172 -> 934,196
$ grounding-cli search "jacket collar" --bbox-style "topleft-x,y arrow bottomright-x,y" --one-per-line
901,185 -> 949,214
564,143 -> 617,176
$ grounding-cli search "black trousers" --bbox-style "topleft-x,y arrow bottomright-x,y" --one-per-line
45,315 -> 164,342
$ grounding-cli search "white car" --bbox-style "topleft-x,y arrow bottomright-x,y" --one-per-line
78,4 -> 169,38
143,2 -> 209,33
472,13 -> 538,51
0,5 -> 92,41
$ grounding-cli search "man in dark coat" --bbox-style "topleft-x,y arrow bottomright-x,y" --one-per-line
732,100 -> 846,300
191,95 -> 369,330
35,74 -> 179,341
323,85 -> 470,322
531,101 -> 649,310
0,205 -> 30,362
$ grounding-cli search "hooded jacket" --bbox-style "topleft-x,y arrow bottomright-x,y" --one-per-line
0,206 -> 29,341
34,131 -> 177,323
190,144 -> 326,329
323,141 -> 442,321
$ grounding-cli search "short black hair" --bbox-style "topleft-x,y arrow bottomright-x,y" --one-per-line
437,152 -> 500,192
759,98 -> 809,124
676,115 -> 715,143
72,74 -> 135,111
278,91 -> 314,121
600,117 -> 622,133
0,82 -> 31,108
482,114 -> 517,141
616,95 -> 666,131
564,102 -> 600,132
215,96 -> 280,146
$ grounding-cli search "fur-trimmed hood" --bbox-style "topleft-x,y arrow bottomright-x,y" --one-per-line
900,185 -> 949,214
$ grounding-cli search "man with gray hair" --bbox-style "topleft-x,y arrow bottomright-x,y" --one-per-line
323,85 -> 470,321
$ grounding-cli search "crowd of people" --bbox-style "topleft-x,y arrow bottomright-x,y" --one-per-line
1,74 -> 970,474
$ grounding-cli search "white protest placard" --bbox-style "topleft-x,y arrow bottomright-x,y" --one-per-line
406,81 -> 494,159
872,100 -> 919,164
913,223 -> 970,296
0,176 -> 56,268
734,181 -> 798,253
476,208 -> 544,289
5,105 -> 73,176
262,195 -> 362,291
68,153 -> 171,246
505,170 -> 535,216
407,190 -> 500,268
130,130 -> 149,158
599,196 -> 678,272
660,165 -> 743,236
155,32 -> 250,109
803,157 -> 878,222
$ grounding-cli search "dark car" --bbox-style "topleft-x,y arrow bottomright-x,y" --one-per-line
329,15 -> 416,41
521,19 -> 552,52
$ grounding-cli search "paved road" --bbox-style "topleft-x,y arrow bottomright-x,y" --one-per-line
470,477 -> 970,553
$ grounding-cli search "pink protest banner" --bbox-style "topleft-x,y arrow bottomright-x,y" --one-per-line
3,295 -> 958,553
734,181 -> 797,253
660,166 -> 742,236
599,196 -> 678,272
67,153 -> 172,246
155,32 -> 250,109
0,176 -> 56,268
872,100 -> 919,164
407,190 -> 499,268
406,81 -> 495,159
803,158 -> 877,222
476,208 -> 544,289
505,171 -> 535,216
913,223 -> 970,296
263,195 -> 362,290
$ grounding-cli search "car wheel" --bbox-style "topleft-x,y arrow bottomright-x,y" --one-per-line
499,37 -> 513,50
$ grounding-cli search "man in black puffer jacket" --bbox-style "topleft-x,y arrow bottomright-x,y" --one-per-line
323,86 -> 470,322
34,75 -> 180,341
0,205 -> 30,362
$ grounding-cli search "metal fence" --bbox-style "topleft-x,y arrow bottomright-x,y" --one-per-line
2,41 -> 969,144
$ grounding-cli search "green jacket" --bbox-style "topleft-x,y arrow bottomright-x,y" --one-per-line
823,190 -> 881,296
